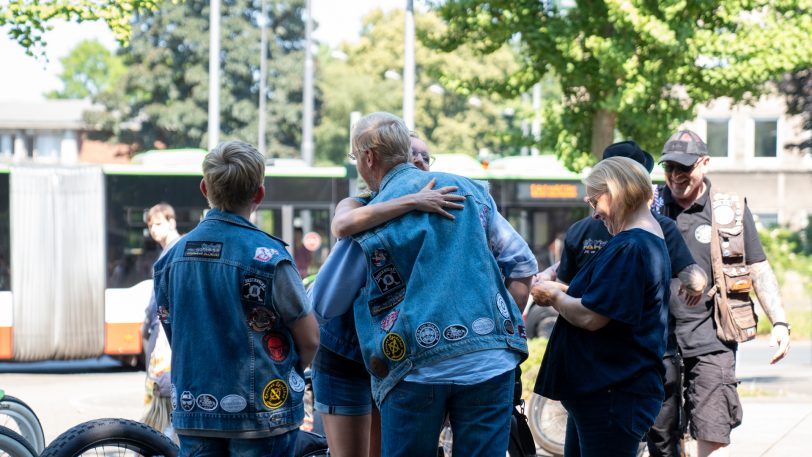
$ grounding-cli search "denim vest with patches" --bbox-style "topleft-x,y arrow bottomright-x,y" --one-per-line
352,163 -> 528,405
154,209 -> 305,435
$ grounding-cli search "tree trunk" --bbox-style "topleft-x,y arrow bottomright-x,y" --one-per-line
591,109 -> 616,161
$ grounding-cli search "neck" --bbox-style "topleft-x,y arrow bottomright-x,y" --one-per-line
673,179 -> 706,209
161,231 -> 180,249
619,205 -> 662,237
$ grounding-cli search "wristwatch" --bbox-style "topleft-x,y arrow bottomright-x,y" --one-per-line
773,322 -> 791,335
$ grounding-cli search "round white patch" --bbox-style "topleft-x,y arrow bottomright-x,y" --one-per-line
714,205 -> 735,225
415,322 -> 441,348
695,224 -> 712,244
472,317 -> 495,335
496,294 -> 510,319
289,371 -> 306,393
220,394 -> 247,413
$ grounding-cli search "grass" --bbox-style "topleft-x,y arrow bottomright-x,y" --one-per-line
519,337 -> 547,400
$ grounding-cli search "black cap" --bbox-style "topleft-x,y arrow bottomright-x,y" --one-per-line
659,130 -> 708,166
602,140 -> 654,173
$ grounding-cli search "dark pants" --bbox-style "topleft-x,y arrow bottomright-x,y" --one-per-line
562,390 -> 661,457
646,355 -> 682,457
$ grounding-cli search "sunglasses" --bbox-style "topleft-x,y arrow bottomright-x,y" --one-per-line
662,161 -> 699,174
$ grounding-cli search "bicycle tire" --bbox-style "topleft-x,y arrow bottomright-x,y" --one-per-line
0,425 -> 38,457
0,395 -> 46,453
526,394 -> 565,456
40,418 -> 179,457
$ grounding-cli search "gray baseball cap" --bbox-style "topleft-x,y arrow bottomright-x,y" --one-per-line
659,130 -> 708,166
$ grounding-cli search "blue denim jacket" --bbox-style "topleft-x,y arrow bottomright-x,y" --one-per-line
154,208 -> 305,435
352,164 -> 529,405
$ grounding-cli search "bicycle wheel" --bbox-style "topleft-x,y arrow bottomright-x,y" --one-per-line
0,425 -> 37,457
40,418 -> 179,457
526,394 -> 565,456
0,395 -> 46,453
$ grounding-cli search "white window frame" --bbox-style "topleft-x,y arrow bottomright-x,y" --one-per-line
750,117 -> 782,161
703,117 -> 732,160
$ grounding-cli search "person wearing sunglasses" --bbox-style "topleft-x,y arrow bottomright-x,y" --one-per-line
655,130 -> 790,457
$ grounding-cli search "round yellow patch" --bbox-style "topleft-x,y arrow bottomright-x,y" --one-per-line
262,379 -> 288,409
382,333 -> 406,361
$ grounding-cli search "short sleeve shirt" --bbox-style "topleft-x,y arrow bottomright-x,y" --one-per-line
535,229 -> 671,400
659,180 -> 766,357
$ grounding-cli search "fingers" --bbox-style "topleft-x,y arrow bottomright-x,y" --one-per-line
770,342 -> 790,364
437,186 -> 464,199
438,209 -> 456,220
421,178 -> 437,191
442,201 -> 465,210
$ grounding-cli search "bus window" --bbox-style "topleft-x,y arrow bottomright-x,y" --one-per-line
0,173 -> 9,291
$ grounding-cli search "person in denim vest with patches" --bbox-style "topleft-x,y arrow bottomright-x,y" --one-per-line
314,112 -> 530,457
153,140 -> 320,457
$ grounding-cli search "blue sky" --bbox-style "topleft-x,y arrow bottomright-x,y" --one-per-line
0,0 -> 407,102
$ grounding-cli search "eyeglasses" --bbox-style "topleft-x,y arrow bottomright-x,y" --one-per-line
348,148 -> 368,161
416,152 -> 435,167
585,194 -> 599,209
662,161 -> 699,174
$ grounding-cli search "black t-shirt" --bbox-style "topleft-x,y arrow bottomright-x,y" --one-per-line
535,229 -> 670,400
658,179 -> 767,357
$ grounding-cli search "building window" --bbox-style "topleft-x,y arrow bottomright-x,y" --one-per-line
705,119 -> 729,157
754,119 -> 778,158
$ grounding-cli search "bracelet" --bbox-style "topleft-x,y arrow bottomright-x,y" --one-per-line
773,322 -> 791,334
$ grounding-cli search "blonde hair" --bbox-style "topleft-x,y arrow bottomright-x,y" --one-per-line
351,112 -> 411,168
146,202 -> 175,225
584,156 -> 652,224
202,141 -> 265,212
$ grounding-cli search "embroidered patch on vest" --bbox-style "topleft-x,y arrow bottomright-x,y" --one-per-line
196,394 -> 218,411
443,324 -> 468,342
415,322 -> 441,348
289,371 -> 306,393
496,294 -> 510,319
247,307 -> 277,332
262,379 -> 288,409
380,309 -> 400,332
695,224 -> 712,244
180,391 -> 195,411
368,287 -> 406,316
382,333 -> 406,361
263,332 -> 289,362
503,319 -> 515,335
254,247 -> 279,262
184,241 -> 223,258
372,265 -> 404,294
472,317 -> 495,335
372,249 -> 389,267
241,276 -> 267,304
220,394 -> 247,413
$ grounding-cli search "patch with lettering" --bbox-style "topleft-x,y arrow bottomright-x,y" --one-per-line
373,265 -> 404,294
443,324 -> 468,342
472,317 -> 495,335
262,379 -> 288,409
254,247 -> 279,262
220,394 -> 247,413
496,294 -> 510,319
247,307 -> 277,332
180,391 -> 195,411
372,249 -> 389,267
241,276 -> 267,304
415,322 -> 441,348
196,394 -> 218,411
263,332 -> 290,362
695,224 -> 712,244
382,333 -> 406,361
503,319 -> 515,335
368,287 -> 406,316
184,241 -> 223,259
581,238 -> 607,255
380,309 -> 400,332
289,371 -> 306,393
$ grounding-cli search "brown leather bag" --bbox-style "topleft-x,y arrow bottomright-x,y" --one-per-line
709,190 -> 758,343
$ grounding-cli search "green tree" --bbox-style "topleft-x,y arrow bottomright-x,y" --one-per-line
92,0 -> 306,154
0,0 -> 163,55
315,8 -> 530,164
779,68 -> 812,154
46,39 -> 125,100
427,1 -> 812,170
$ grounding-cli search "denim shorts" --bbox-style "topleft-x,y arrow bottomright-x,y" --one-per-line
311,348 -> 373,416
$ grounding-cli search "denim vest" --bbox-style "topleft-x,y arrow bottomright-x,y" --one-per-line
154,208 -> 305,434
352,164 -> 528,405
320,309 -> 362,362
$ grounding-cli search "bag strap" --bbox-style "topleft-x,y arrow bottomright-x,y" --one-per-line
709,189 -> 733,337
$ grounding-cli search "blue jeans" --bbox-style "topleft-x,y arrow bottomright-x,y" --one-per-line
178,430 -> 298,457
380,369 -> 514,457
562,390 -> 661,457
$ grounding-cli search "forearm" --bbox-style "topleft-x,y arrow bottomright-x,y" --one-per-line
332,196 -> 417,238
506,276 -> 532,313
551,293 -> 609,331
750,260 -> 787,324
290,313 -> 320,369
677,263 -> 707,295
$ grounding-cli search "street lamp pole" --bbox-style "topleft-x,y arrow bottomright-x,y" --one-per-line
301,0 -> 315,165
258,0 -> 268,157
403,0 -> 415,130
208,0 -> 221,150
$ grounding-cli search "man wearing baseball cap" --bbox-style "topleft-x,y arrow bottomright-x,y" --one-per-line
655,130 -> 790,457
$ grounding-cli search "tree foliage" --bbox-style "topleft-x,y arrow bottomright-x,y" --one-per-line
314,8 -> 532,165
46,39 -> 125,100
426,0 -> 812,171
91,0 -> 306,155
0,0 -> 164,55
779,68 -> 812,154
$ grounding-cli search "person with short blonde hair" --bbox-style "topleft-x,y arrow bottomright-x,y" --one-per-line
531,155 -> 671,456
201,140 -> 265,212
